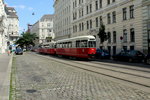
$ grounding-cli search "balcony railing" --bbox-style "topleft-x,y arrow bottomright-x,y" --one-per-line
9,34 -> 19,37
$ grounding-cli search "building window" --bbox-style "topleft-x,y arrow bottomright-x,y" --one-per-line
47,23 -> 50,27
73,12 -> 77,20
130,46 -> 134,50
95,0 -> 98,10
90,4 -> 92,13
123,29 -> 127,43
42,29 -> 44,32
113,31 -> 116,43
108,32 -> 111,43
73,25 -> 77,33
123,8 -> 127,20
100,16 -> 103,25
48,29 -> 51,32
90,19 -> 92,29
107,0 -> 110,5
107,13 -> 111,24
123,46 -> 127,51
107,46 -> 111,55
75,0 -> 77,7
112,0 -> 115,3
113,46 -> 116,55
73,26 -> 75,33
79,0 -> 81,4
73,2 -> 75,8
79,23 -> 81,31
87,21 -> 89,29
82,8 -> 84,16
82,0 -> 83,3
96,17 -> 99,27
79,9 -> 81,18
130,5 -> 134,18
82,22 -> 84,31
99,0 -> 102,8
112,11 -> 116,23
130,28 -> 135,42
86,5 -> 89,14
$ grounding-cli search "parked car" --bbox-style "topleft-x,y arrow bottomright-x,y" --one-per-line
112,50 -> 145,62
145,54 -> 150,64
15,48 -> 23,55
95,48 -> 110,59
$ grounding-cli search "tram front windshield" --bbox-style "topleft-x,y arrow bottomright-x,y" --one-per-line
88,41 -> 96,48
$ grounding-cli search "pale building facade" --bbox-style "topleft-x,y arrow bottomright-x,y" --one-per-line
71,0 -> 146,55
142,0 -> 150,54
6,7 -> 19,45
30,14 -> 55,44
0,0 -> 8,53
54,0 -> 72,40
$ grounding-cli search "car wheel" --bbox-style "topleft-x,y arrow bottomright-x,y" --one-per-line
146,58 -> 150,64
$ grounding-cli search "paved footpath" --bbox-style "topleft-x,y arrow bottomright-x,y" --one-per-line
13,53 -> 150,100
0,53 -> 13,100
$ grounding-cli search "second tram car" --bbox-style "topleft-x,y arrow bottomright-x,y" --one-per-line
37,42 -> 56,55
56,35 -> 96,58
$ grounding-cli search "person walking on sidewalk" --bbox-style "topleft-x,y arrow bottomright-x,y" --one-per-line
7,49 -> 11,56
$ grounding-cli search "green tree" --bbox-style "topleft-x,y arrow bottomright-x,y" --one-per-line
97,22 -> 109,48
16,32 -> 37,50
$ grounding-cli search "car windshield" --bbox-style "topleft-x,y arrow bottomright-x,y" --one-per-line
16,48 -> 22,52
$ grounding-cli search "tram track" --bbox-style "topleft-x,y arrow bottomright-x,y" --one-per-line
30,52 -> 150,91
91,61 -> 150,73
70,61 -> 150,79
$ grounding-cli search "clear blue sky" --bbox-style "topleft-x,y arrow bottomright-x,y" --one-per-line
5,0 -> 54,33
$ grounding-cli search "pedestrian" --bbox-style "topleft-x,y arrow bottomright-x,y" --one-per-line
7,49 -> 10,56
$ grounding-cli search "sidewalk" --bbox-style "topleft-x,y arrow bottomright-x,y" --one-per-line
0,53 -> 13,100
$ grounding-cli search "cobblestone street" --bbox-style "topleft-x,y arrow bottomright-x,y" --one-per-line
13,53 -> 150,100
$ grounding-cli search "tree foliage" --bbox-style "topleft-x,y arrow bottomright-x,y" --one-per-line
16,32 -> 37,48
97,23 -> 109,44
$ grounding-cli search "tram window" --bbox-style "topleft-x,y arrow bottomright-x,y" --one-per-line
67,42 -> 69,48
63,42 -> 67,48
57,43 -> 59,48
64,43 -> 67,48
68,42 -> 70,48
68,42 -> 72,48
56,44 -> 58,48
69,42 -> 72,48
70,42 -> 72,48
62,43 -> 64,48
76,41 -> 80,47
52,44 -> 56,48
80,40 -> 87,47
44,45 -> 49,48
39,45 -> 42,48
58,43 -> 60,48
88,41 -> 96,47
54,44 -> 56,48
60,43 -> 62,48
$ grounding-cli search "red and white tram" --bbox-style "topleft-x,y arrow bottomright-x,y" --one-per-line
56,35 -> 96,58
37,42 -> 56,55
